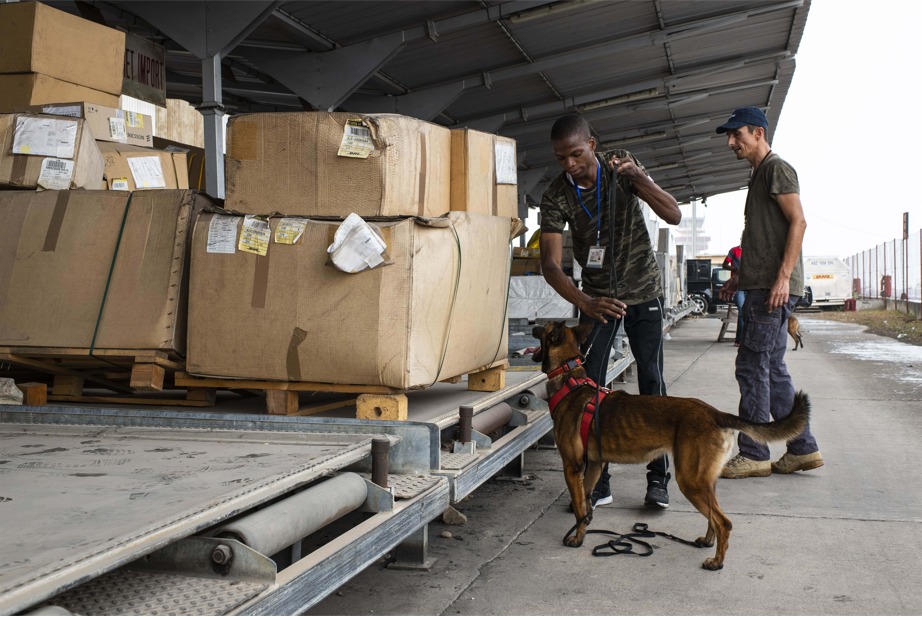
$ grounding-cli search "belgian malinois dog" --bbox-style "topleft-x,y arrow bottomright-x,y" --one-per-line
533,321 -> 810,570
788,315 -> 804,350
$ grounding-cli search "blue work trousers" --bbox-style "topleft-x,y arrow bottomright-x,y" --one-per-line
735,289 -> 819,460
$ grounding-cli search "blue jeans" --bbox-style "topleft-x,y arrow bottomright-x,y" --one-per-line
735,289 -> 819,460
734,290 -> 746,343
579,297 -> 669,480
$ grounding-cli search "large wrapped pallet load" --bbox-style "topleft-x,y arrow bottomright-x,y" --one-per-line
0,190 -> 216,356
224,112 -> 452,218
187,211 -> 519,390
0,2 -> 125,112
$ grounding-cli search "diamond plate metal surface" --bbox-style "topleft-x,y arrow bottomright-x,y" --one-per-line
46,569 -> 267,616
439,452 -> 479,470
359,473 -> 441,499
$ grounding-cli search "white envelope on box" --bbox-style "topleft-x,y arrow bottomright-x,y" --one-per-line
327,213 -> 390,273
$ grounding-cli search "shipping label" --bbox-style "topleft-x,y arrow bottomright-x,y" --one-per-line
238,215 -> 271,256
108,117 -> 128,143
37,158 -> 75,190
12,117 -> 79,159
111,177 -> 131,191
494,141 -> 517,185
126,156 -> 166,188
337,119 -> 375,158
275,218 -> 308,245
207,215 -> 241,254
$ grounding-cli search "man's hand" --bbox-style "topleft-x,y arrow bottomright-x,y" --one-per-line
719,273 -> 739,302
579,295 -> 627,323
608,155 -> 645,183
767,277 -> 791,311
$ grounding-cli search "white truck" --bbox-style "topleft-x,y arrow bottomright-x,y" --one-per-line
803,256 -> 852,307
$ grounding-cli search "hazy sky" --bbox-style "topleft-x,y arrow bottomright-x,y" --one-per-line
688,0 -> 922,259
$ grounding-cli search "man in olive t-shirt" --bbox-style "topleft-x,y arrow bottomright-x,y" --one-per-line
716,107 -> 823,479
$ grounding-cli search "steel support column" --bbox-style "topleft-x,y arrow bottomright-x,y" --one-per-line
200,54 -> 225,200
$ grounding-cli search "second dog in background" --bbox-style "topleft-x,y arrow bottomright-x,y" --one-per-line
788,315 -> 804,350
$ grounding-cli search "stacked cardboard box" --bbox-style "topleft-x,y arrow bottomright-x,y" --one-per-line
28,102 -> 154,148
0,113 -> 105,190
0,2 -> 125,112
187,212 -> 516,388
450,128 -> 519,218
0,190 -> 215,355
225,112 -> 452,217
188,112 -> 520,388
98,142 -> 189,191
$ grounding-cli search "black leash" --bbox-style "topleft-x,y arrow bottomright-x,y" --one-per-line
563,521 -> 707,557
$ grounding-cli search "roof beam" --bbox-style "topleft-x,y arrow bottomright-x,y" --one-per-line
240,32 -> 407,111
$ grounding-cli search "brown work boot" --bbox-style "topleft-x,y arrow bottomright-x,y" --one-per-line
771,451 -> 824,474
720,453 -> 771,479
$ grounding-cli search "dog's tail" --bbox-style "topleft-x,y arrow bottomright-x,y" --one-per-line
717,391 -> 810,444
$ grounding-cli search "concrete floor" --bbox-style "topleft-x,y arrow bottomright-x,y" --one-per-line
308,314 -> 922,616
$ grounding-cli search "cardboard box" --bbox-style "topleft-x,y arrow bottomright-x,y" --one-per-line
511,257 -> 542,276
188,212 -> 518,388
0,2 -> 126,95
0,190 -> 215,354
0,113 -> 105,190
97,142 -> 189,191
29,102 -> 153,148
153,136 -> 206,190
450,128 -> 518,218
0,73 -> 120,114
225,112 -> 451,217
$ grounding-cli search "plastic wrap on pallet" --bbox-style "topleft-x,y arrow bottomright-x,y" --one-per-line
507,276 -> 575,320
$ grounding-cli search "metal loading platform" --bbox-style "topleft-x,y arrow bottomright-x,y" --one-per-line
0,352 -> 635,615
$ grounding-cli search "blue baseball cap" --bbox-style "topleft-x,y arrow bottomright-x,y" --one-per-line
716,107 -> 769,133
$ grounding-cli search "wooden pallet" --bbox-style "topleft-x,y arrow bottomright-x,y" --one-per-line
0,347 -> 216,407
175,359 -> 509,418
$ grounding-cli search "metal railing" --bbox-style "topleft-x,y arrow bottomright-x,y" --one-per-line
845,229 -> 922,317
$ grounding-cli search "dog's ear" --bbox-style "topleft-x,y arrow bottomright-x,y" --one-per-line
572,321 -> 595,344
531,325 -> 545,362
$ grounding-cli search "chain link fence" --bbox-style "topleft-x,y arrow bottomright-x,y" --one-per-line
845,229 -> 921,317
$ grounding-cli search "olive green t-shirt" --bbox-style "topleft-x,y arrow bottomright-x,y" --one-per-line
739,152 -> 805,296
539,151 -> 662,304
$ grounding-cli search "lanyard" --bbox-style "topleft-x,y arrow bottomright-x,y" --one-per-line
574,161 -> 602,245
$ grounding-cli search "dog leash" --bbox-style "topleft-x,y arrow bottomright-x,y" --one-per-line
563,522 -> 707,557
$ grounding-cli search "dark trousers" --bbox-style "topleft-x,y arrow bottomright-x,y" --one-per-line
735,290 -> 819,460
579,297 -> 669,482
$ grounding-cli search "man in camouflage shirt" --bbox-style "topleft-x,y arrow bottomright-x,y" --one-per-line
716,106 -> 823,479
539,114 -> 681,508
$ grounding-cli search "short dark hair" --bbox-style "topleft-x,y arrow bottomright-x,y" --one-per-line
551,114 -> 591,142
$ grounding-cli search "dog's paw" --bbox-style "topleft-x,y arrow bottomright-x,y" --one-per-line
701,558 -> 724,571
564,534 -> 584,548
695,536 -> 714,548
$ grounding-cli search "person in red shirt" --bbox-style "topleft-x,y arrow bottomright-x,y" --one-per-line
722,245 -> 744,346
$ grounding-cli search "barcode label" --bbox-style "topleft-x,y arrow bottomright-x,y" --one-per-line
346,124 -> 370,138
37,158 -> 74,190
337,119 -> 375,158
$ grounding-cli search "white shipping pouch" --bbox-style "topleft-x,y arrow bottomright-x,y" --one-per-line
327,213 -> 391,273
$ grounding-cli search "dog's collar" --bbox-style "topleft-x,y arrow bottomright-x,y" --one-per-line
546,357 -> 583,380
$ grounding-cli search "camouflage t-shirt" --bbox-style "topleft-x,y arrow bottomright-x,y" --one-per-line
739,152 -> 805,296
539,150 -> 662,304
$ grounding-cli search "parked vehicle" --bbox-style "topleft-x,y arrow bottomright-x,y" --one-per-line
804,256 -> 850,307
686,259 -> 731,315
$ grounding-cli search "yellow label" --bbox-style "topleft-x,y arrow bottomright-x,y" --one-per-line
238,215 -> 271,256
274,218 -> 308,244
337,119 -> 375,158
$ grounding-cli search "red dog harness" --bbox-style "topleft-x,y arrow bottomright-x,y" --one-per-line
547,360 -> 611,449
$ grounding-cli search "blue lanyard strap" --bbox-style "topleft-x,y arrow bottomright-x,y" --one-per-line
574,161 -> 602,244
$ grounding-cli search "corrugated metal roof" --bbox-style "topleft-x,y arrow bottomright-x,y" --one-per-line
45,0 -> 811,205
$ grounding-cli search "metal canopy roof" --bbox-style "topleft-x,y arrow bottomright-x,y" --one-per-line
48,0 -> 810,206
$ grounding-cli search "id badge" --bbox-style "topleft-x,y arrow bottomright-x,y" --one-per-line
586,245 -> 605,269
